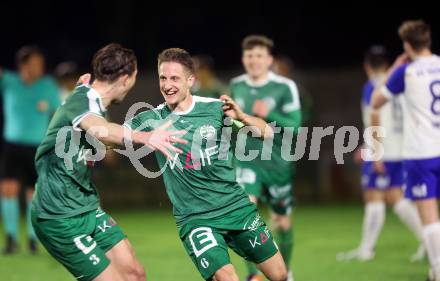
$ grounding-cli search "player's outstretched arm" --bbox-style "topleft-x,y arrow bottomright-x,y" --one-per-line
220,94 -> 274,139
79,115 -> 187,160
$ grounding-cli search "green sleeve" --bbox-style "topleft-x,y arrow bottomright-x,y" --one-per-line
123,111 -> 155,132
267,109 -> 302,129
231,119 -> 244,133
124,115 -> 142,130
267,82 -> 302,129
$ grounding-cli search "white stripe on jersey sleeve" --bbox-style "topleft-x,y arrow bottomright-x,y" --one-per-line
72,112 -> 106,132
193,95 -> 222,103
269,73 -> 301,112
71,87 -> 106,131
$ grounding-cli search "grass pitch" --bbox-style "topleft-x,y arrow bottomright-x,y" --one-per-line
0,204 -> 428,281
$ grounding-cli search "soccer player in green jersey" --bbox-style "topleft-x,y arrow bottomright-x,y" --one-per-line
124,48 -> 288,281
0,46 -> 60,254
229,35 -> 302,281
31,43 -> 187,281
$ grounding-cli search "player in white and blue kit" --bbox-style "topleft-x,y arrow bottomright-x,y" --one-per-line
372,20 -> 440,280
338,46 -> 423,261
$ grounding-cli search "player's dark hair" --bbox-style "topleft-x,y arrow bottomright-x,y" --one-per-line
15,45 -> 44,66
241,35 -> 274,54
92,43 -> 137,83
398,20 -> 431,51
364,45 -> 389,70
158,48 -> 195,74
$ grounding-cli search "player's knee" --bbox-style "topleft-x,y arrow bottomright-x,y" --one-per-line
1,180 -> 20,197
213,266 -> 239,281
133,264 -> 146,281
268,268 -> 288,281
272,215 -> 291,231
124,262 -> 146,281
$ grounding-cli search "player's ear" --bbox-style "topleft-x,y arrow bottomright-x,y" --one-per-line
268,55 -> 274,66
187,74 -> 195,87
120,74 -> 130,87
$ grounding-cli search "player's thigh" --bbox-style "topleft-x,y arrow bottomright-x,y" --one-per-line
92,209 -> 145,280
0,178 -> 20,196
105,238 -> 145,281
363,189 -> 384,202
385,187 -> 403,206
270,211 -> 291,231
93,263 -> 125,281
228,210 -> 278,267
415,199 -> 439,225
31,211 -> 112,281
181,225 -> 231,280
236,166 -> 263,198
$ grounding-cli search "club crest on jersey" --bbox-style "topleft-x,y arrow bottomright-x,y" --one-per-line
200,125 -> 216,140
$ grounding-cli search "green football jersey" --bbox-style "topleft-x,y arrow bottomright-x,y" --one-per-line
229,71 -> 302,170
124,96 -> 252,226
32,85 -> 107,219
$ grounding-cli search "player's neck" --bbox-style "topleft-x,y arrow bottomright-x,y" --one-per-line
91,80 -> 117,109
414,49 -> 432,59
168,93 -> 193,113
248,72 -> 269,85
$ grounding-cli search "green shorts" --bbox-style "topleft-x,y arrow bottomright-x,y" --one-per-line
236,163 -> 294,215
179,204 -> 279,280
31,208 -> 126,281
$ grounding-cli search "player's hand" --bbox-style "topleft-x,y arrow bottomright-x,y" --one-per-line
391,53 -> 410,70
137,120 -> 188,160
37,100 -> 49,112
373,160 -> 386,175
220,95 -> 247,121
76,73 -> 92,86
252,100 -> 269,118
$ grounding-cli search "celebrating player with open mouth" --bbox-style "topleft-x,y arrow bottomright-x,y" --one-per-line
124,48 -> 288,281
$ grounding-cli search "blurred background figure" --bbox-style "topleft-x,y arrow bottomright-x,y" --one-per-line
272,55 -> 313,126
337,45 -> 423,262
191,54 -> 226,98
54,61 -> 79,102
230,35 -> 302,281
0,45 -> 60,254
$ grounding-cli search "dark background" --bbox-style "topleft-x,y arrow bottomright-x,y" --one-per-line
0,1 -> 437,206
0,1 -> 437,70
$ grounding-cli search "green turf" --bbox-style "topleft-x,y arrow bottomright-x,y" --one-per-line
0,204 -> 428,280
